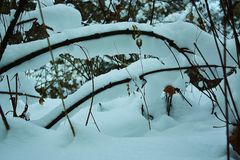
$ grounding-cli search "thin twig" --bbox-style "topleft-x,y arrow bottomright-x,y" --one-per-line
214,112 -> 236,125
115,41 -> 151,130
125,68 -> 152,130
194,43 -> 237,121
72,44 -> 99,131
37,0 -> 75,137
90,112 -> 101,132
15,74 -> 18,116
6,75 -> 17,117
150,0 -> 156,25
223,16 -> 230,160
164,41 -> 184,78
204,0 -> 240,122
0,91 -> 40,98
0,105 -> 10,130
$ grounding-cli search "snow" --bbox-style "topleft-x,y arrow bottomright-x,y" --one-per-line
25,4 -> 82,33
0,94 -> 232,160
0,2 -> 240,160
37,0 -> 54,7
1,54 -> 238,159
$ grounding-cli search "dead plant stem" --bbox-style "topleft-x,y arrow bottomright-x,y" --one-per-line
37,0 -> 75,137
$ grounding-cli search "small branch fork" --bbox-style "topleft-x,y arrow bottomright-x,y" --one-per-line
0,105 -> 10,130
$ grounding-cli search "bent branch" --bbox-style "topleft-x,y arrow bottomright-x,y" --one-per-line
45,78 -> 131,129
0,29 -> 193,74
44,64 -> 235,129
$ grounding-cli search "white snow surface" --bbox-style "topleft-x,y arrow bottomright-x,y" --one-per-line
24,4 -> 82,32
0,93 -> 233,160
1,3 -> 240,160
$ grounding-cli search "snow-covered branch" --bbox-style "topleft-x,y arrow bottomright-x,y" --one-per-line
35,64 -> 234,129
0,23 -> 193,74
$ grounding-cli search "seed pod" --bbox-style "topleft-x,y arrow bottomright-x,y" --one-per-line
136,38 -> 142,49
39,97 -> 45,105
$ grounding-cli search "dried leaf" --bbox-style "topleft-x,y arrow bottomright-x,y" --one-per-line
8,31 -> 23,44
164,85 -> 176,95
229,124 -> 240,154
186,12 -> 194,22
24,22 -> 49,42
185,67 -> 222,91
0,1 -> 14,14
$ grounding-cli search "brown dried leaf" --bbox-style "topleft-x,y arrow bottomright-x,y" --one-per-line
164,85 -> 176,96
186,12 -> 194,22
24,22 -> 49,42
229,124 -> 240,155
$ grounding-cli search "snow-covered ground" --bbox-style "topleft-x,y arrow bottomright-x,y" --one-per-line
0,93 -> 231,160
0,2 -> 240,160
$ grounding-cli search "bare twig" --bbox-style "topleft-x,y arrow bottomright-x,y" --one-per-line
205,0 -> 240,121
0,91 -> 40,99
164,41 -> 184,78
77,46 -> 97,129
15,74 -> 19,116
194,43 -> 237,121
0,105 -> 10,130
150,0 -> 156,25
16,18 -> 37,26
90,112 -> 101,132
6,75 -> 17,117
223,15 -> 230,159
